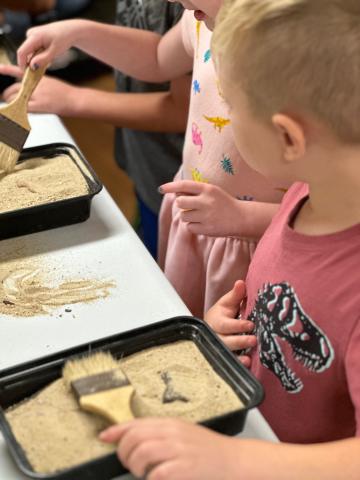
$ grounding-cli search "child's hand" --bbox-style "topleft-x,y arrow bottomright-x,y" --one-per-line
17,20 -> 81,70
205,280 -> 256,367
0,64 -> 78,116
99,418 -> 238,480
159,180 -> 246,237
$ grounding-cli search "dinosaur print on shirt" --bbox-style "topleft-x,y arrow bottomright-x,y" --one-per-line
249,282 -> 335,393
203,115 -> 231,132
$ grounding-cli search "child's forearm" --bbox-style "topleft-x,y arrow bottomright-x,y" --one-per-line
236,200 -> 280,239
66,74 -> 190,132
71,86 -> 188,132
64,20 -> 191,83
236,437 -> 360,480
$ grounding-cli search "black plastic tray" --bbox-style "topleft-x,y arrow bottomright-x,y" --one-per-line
0,142 -> 103,240
0,316 -> 264,480
0,32 -> 17,92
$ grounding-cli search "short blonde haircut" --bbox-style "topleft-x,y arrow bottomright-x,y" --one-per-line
212,0 -> 360,143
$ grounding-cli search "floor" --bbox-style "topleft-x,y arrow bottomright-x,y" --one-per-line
62,73 -> 137,224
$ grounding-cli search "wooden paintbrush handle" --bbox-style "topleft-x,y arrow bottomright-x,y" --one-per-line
79,385 -> 135,424
1,55 -> 48,130
16,63 -> 47,107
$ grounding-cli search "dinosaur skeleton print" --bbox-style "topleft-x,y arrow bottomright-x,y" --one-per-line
249,282 -> 335,394
116,0 -> 146,30
116,0 -> 182,32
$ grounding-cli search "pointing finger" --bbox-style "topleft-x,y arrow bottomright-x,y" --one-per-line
159,180 -> 205,195
0,64 -> 23,79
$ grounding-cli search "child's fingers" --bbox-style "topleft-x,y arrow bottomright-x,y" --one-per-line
238,355 -> 252,368
2,83 -> 21,102
99,422 -> 131,442
213,317 -> 254,335
176,194 -> 201,210
219,280 -> 246,312
221,333 -> 257,351
116,420 -> 171,468
17,35 -> 43,69
0,64 -> 23,79
180,209 -> 202,224
29,48 -> 51,70
159,180 -> 204,195
125,439 -> 171,479
185,222 -> 206,235
18,34 -> 50,70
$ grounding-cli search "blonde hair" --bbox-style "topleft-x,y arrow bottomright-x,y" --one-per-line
212,0 -> 360,143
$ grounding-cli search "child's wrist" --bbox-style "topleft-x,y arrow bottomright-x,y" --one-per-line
69,19 -> 94,48
59,84 -> 83,117
225,197 -> 248,238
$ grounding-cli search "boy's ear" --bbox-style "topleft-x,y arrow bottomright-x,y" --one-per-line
272,113 -> 306,163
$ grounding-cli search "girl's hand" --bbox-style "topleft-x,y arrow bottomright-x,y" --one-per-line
205,280 -> 256,367
0,64 -> 79,116
159,180 -> 246,237
99,418 -> 239,480
17,19 -> 82,70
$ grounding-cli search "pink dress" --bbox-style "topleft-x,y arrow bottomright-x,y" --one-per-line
159,11 -> 285,318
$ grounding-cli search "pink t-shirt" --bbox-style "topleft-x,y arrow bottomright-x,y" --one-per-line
180,11 -> 285,202
245,182 -> 360,443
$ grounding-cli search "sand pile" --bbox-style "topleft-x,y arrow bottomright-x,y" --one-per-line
6,340 -> 243,474
0,155 -> 89,213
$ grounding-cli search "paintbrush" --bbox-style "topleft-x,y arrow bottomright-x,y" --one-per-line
62,352 -> 135,424
0,59 -> 46,173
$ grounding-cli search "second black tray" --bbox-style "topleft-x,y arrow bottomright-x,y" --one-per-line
0,32 -> 17,92
0,316 -> 264,480
0,142 -> 103,240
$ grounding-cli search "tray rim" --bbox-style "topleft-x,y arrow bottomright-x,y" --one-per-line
0,142 -> 103,219
0,315 -> 264,479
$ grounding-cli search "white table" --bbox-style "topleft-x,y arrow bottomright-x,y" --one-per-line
0,114 -> 277,479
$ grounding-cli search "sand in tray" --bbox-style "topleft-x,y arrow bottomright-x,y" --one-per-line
6,340 -> 244,474
0,155 -> 89,213
0,48 -> 11,65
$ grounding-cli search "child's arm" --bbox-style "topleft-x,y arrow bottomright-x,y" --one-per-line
99,418 -> 360,480
0,65 -> 191,132
159,180 -> 280,239
17,19 -> 192,83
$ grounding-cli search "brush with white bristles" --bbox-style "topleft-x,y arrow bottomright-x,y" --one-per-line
62,352 -> 135,424
0,59 -> 46,173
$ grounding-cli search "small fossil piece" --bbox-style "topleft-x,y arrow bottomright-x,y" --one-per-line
3,299 -> 15,306
161,371 -> 189,404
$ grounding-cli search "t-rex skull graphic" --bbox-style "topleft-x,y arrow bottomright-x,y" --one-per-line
249,282 -> 334,393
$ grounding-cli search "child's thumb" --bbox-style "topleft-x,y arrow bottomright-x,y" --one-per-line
222,280 -> 246,310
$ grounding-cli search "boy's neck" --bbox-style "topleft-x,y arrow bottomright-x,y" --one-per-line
293,146 -> 360,236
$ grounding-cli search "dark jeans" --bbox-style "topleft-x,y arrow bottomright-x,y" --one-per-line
135,193 -> 158,259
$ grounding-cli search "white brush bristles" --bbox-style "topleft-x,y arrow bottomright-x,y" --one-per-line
62,352 -> 120,389
0,143 -> 20,173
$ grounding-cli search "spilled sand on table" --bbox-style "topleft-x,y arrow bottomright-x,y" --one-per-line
0,257 -> 115,317
6,341 -> 243,474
